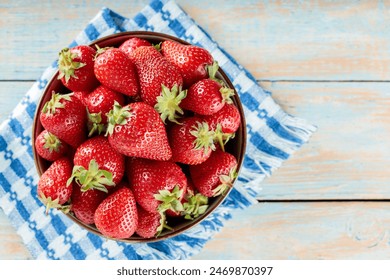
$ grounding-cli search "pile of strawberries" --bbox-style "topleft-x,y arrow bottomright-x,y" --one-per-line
35,36 -> 242,240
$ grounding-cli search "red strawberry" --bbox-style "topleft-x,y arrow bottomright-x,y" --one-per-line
190,149 -> 238,197
57,45 -> 98,92
94,186 -> 138,239
37,157 -> 73,214
203,103 -> 241,151
71,185 -> 108,225
85,85 -> 125,136
169,116 -> 215,165
35,129 -> 69,161
69,136 -> 125,192
161,40 -> 214,87
73,91 -> 89,107
119,37 -> 152,60
132,46 -> 183,105
94,47 -> 139,96
106,102 -> 172,161
136,206 -> 171,239
131,46 -> 186,123
40,92 -> 87,148
127,158 -> 187,214
181,62 -> 235,115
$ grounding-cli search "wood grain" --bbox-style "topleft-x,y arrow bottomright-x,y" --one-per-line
3,202 -> 390,260
0,82 -> 33,122
1,0 -> 390,81
1,0 -> 390,261
0,209 -> 32,259
193,202 -> 390,260
258,81 -> 390,200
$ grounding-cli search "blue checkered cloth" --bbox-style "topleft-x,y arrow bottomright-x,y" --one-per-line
0,0 -> 316,260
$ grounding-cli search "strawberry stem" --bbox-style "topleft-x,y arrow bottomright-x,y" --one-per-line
183,192 -> 209,220
219,87 -> 235,104
153,42 -> 162,52
43,131 -> 63,153
94,44 -> 111,60
156,212 -> 172,237
214,123 -> 235,152
38,192 -> 62,215
212,165 -> 238,197
190,121 -> 216,155
57,47 -> 85,82
154,84 -> 187,124
105,101 -> 132,136
66,159 -> 114,193
42,92 -> 73,115
154,186 -> 184,214
207,61 -> 224,85
87,108 -> 105,137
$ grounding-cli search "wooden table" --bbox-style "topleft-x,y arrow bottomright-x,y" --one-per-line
1,0 -> 389,260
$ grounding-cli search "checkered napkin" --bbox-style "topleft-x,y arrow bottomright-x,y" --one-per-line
0,0 -> 316,260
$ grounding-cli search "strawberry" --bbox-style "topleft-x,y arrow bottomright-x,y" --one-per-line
203,103 -> 241,151
135,206 -> 171,239
161,40 -> 214,87
190,149 -> 238,197
119,37 -> 152,60
71,185 -> 108,225
35,129 -> 69,161
127,157 -> 187,214
106,102 -> 172,161
131,46 -> 186,123
37,157 -> 73,214
69,136 -> 125,192
94,47 -> 139,96
85,85 -> 125,136
40,92 -> 87,148
57,45 -> 98,92
94,185 -> 138,239
169,116 -> 215,165
180,61 -> 235,115
73,91 -> 89,107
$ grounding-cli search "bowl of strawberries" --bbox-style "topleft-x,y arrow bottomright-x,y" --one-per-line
32,31 -> 246,242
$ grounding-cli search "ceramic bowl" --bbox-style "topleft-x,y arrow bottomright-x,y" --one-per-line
32,31 -> 247,243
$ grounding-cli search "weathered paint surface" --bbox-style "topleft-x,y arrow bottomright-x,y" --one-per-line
1,1 -> 390,80
193,202 -> 390,260
1,0 -> 390,260
258,81 -> 390,200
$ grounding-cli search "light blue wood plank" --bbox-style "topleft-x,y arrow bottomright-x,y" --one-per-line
1,0 -> 390,80
3,202 -> 390,260
193,202 -> 390,260
0,82 -> 33,123
0,209 -> 32,259
258,81 -> 390,199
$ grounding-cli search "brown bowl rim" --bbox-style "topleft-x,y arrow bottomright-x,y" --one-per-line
32,31 -> 247,243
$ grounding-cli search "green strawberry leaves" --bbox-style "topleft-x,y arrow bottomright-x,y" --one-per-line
67,159 -> 115,193
190,121 -> 216,155
42,131 -> 63,153
105,101 -> 133,136
212,165 -> 238,197
57,48 -> 86,83
42,92 -> 73,115
155,185 -> 184,213
154,84 -> 187,124
183,192 -> 209,220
